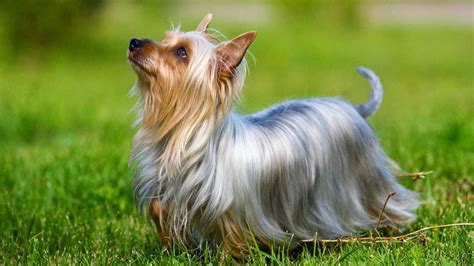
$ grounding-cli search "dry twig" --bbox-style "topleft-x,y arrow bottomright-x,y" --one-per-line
375,192 -> 396,233
396,171 -> 434,181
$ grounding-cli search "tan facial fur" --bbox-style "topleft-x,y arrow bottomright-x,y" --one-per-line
128,23 -> 255,178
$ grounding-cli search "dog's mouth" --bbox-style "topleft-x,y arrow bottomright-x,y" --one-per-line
127,52 -> 142,68
127,51 -> 153,77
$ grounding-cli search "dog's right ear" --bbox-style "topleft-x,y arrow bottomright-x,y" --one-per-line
216,31 -> 257,76
196,13 -> 213,32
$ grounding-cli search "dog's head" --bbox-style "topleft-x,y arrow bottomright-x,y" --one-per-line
128,14 -> 256,129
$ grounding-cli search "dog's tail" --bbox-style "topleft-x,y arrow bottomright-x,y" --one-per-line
355,66 -> 384,118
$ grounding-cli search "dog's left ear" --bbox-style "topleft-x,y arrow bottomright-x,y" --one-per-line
216,31 -> 257,76
196,13 -> 213,32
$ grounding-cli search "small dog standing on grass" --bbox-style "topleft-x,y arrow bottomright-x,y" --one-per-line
127,14 -> 418,254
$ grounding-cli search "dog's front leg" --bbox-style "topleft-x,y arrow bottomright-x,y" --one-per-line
149,198 -> 171,250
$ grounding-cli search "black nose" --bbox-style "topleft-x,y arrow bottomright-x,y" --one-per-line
129,38 -> 144,51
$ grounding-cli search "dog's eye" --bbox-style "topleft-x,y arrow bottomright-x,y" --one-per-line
176,47 -> 187,58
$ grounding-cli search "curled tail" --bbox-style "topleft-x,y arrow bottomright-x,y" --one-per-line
355,66 -> 384,118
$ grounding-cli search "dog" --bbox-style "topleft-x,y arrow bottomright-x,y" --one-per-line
127,14 -> 418,254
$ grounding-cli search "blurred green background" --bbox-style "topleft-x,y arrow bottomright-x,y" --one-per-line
0,0 -> 472,263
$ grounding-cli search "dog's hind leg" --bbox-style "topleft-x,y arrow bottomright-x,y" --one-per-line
149,199 -> 171,250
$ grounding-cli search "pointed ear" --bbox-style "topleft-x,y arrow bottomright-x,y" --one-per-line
196,13 -> 213,32
216,31 -> 257,75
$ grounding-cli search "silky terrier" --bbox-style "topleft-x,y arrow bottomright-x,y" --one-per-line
127,14 -> 418,254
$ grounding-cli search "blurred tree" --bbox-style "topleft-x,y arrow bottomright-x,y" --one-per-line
277,0 -> 363,28
0,0 -> 105,60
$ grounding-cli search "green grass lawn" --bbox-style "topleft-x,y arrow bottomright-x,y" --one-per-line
1,3 -> 473,264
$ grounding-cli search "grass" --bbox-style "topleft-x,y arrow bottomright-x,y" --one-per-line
1,2 -> 473,264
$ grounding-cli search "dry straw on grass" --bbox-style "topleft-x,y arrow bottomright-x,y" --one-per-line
302,223 -> 474,244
